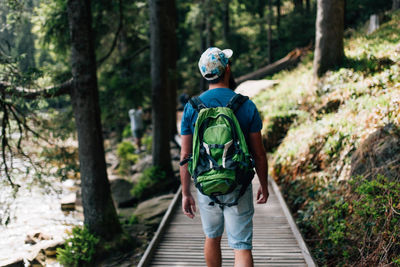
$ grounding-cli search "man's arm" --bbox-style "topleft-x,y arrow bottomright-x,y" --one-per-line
180,134 -> 196,218
248,131 -> 269,204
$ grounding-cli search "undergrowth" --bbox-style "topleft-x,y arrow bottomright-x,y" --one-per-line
255,10 -> 400,266
56,226 -> 99,267
290,175 -> 400,266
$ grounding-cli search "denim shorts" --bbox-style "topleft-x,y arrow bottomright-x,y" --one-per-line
197,184 -> 254,250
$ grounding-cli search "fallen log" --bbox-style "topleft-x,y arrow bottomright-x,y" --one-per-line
235,45 -> 311,84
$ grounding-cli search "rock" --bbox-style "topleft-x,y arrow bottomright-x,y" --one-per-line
133,194 -> 174,226
172,160 -> 180,174
131,155 -> 152,174
131,172 -> 142,184
23,240 -> 64,266
43,241 -> 64,257
263,113 -> 297,152
317,98 -> 341,114
25,235 -> 37,245
351,124 -> 400,181
61,193 -> 76,211
170,147 -> 180,161
106,151 -> 120,171
1,259 -> 24,267
30,250 -> 46,267
110,178 -> 136,207
367,14 -> 379,34
25,233 -> 52,245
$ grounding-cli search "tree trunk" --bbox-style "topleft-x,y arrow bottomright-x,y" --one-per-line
293,0 -> 304,13
306,0 -> 311,13
149,0 -> 173,176
199,0 -> 210,92
205,0 -> 212,47
235,46 -> 310,84
165,0 -> 178,141
222,0 -> 230,45
267,0 -> 273,64
393,0 -> 400,10
313,0 -> 345,78
66,0 -> 121,240
276,0 -> 281,29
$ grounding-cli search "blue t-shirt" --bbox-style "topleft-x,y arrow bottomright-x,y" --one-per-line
180,88 -> 262,139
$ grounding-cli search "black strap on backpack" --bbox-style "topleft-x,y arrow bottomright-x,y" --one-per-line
209,179 -> 252,208
226,94 -> 249,112
189,97 -> 207,112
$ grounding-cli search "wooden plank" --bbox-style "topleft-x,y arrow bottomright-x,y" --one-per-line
140,177 -> 315,266
269,178 -> 316,267
137,186 -> 182,267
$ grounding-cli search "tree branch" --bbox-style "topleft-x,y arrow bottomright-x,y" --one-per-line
0,91 -> 19,188
235,45 -> 312,84
0,78 -> 72,99
126,45 -> 150,61
97,0 -> 124,66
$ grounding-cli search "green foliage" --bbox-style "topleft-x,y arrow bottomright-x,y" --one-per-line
128,214 -> 139,225
41,145 -> 79,181
262,10 -> 400,266
56,226 -> 100,267
141,133 -> 152,153
116,141 -> 139,175
290,175 -> 400,266
345,0 -> 392,27
122,124 -> 132,139
130,166 -> 167,200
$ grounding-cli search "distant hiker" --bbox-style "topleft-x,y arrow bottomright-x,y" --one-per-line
179,47 -> 269,267
128,106 -> 144,153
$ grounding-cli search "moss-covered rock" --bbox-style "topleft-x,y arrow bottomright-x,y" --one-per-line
351,124 -> 400,181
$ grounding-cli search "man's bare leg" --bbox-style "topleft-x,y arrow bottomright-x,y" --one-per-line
204,236 -> 222,267
234,249 -> 253,267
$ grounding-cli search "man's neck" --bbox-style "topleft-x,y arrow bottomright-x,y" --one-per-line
209,82 -> 229,90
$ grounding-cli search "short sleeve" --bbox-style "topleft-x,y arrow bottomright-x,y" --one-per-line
248,104 -> 263,133
180,103 -> 194,135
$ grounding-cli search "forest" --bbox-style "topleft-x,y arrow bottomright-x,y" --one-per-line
0,0 -> 399,266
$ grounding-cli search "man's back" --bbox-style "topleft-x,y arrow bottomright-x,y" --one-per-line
129,108 -> 143,130
181,87 -> 262,140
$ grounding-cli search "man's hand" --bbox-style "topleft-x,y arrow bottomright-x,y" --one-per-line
182,194 -> 196,219
256,185 -> 269,204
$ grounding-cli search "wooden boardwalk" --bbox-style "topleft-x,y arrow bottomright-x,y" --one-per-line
138,177 -> 315,267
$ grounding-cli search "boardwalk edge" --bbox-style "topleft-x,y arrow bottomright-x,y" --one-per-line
137,185 -> 182,267
269,177 -> 317,267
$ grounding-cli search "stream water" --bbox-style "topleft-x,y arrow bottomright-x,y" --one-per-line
0,167 -> 82,266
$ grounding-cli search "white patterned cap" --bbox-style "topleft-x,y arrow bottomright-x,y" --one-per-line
198,47 -> 233,81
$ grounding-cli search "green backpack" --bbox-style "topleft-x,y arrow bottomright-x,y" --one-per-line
181,94 -> 255,207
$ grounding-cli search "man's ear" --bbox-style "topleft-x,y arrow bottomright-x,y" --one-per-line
224,65 -> 231,82
226,64 -> 231,75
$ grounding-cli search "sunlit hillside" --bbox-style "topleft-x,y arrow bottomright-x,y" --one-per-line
254,10 -> 400,266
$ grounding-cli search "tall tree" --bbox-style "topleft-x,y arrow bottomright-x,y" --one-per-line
149,0 -> 174,176
306,0 -> 311,13
294,0 -> 304,13
165,0 -> 178,141
267,0 -> 273,63
313,0 -> 344,77
222,0 -> 230,45
276,0 -> 281,29
66,0 -> 121,239
393,0 -> 400,10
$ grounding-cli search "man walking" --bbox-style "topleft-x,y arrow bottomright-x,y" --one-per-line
129,106 -> 144,153
180,47 -> 269,267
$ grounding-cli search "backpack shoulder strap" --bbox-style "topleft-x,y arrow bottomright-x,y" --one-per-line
189,96 -> 207,113
226,93 -> 249,113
